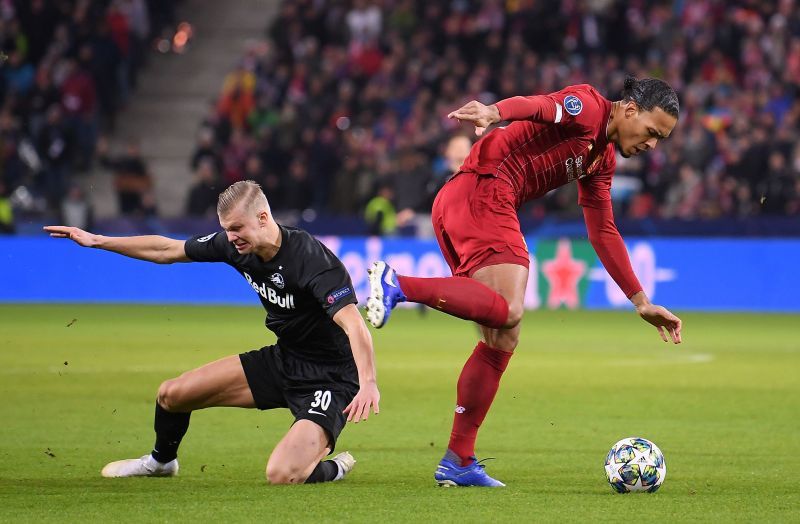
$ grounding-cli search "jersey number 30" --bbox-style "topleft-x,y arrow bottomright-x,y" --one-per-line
311,390 -> 331,411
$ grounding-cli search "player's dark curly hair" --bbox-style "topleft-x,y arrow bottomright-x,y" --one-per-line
621,76 -> 679,118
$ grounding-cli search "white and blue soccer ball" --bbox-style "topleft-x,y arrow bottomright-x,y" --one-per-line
605,437 -> 666,493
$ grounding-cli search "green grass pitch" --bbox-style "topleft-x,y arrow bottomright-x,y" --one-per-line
0,305 -> 798,522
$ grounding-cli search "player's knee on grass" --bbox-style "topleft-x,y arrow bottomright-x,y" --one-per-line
265,461 -> 306,485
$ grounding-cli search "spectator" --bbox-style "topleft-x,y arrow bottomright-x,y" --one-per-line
98,138 -> 155,216
3,50 -> 35,95
36,104 -> 73,209
59,57 -> 97,170
60,184 -> 94,230
190,127 -> 222,174
364,182 -> 396,236
281,156 -> 313,211
0,181 -> 14,234
186,158 -> 219,217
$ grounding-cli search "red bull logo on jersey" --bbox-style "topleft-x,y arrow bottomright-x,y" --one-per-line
244,272 -> 295,309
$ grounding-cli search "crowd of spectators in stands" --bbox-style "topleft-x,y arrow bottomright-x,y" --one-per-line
187,0 -> 800,225
0,0 -> 178,231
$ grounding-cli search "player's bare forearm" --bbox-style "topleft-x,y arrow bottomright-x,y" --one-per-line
96,235 -> 189,264
44,226 -> 189,264
334,304 -> 380,421
334,304 -> 377,384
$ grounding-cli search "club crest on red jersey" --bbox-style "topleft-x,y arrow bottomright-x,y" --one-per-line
564,95 -> 583,116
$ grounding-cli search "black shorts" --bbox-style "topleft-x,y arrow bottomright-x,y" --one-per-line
239,344 -> 359,453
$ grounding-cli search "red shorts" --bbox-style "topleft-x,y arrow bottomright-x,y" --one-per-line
431,171 -> 529,277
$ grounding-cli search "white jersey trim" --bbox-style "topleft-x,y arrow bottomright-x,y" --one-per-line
554,102 -> 563,123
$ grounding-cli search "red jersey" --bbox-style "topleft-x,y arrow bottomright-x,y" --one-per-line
460,84 -> 615,209
456,84 -> 643,298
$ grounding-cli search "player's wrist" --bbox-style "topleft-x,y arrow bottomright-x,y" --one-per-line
489,104 -> 501,124
88,234 -> 103,248
629,291 -> 650,310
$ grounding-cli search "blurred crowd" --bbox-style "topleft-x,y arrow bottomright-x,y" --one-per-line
0,0 -> 179,232
187,0 -> 800,229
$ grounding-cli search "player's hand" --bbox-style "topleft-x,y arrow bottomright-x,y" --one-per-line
43,225 -> 99,248
636,303 -> 682,344
343,381 -> 380,423
447,101 -> 501,136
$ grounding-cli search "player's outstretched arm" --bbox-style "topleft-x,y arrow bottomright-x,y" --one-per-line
447,100 -> 501,136
44,225 -> 190,264
580,205 -> 682,344
631,292 -> 682,344
448,95 -> 561,136
334,304 -> 380,423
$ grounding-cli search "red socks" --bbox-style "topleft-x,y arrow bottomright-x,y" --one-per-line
395,275 -> 513,465
447,342 -> 513,465
397,275 -> 509,328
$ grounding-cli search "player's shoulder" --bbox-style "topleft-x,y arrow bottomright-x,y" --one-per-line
184,230 -> 234,261
551,84 -> 609,123
282,224 -> 320,249
281,225 -> 338,261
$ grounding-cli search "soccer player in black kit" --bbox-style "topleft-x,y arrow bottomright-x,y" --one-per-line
44,180 -> 380,484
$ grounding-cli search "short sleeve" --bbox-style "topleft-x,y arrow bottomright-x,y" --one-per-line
303,243 -> 358,318
184,232 -> 230,262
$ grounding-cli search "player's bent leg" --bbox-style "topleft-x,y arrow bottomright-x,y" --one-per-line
436,263 -> 526,480
266,420 -> 353,485
157,355 -> 256,412
367,262 -> 515,329
102,356 -> 256,478
471,263 -> 528,336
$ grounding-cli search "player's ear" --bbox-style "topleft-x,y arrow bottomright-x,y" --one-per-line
258,210 -> 269,227
624,101 -> 639,119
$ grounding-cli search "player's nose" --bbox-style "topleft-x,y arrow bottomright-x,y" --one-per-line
645,137 -> 658,150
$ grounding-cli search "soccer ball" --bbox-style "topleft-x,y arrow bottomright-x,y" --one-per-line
605,437 -> 666,493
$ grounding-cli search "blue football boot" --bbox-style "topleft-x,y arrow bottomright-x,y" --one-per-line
366,261 -> 406,328
434,456 -> 506,487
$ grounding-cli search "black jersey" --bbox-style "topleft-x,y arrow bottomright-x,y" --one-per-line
184,225 -> 358,362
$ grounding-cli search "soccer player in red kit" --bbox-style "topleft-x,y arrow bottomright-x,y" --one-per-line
366,77 -> 683,487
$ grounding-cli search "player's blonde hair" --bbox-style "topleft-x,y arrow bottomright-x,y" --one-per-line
217,180 -> 270,217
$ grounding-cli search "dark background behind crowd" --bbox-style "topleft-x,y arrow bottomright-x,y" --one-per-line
0,0 -> 178,232
2,0 -> 800,236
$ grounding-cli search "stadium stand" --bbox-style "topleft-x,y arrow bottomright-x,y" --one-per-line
193,0 -> 800,226
0,0 -> 180,230
2,1 -> 799,235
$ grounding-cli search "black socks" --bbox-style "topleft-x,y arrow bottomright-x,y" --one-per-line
304,460 -> 339,483
151,402 -> 191,464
